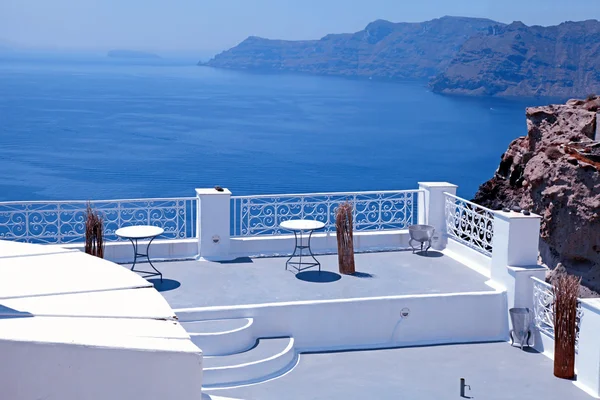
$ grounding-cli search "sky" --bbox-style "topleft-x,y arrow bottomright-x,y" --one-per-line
0,0 -> 598,55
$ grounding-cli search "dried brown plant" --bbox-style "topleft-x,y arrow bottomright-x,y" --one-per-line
336,202 -> 355,275
84,203 -> 104,258
553,274 -> 581,379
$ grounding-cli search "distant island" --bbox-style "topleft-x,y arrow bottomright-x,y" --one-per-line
107,50 -> 161,59
201,16 -> 600,98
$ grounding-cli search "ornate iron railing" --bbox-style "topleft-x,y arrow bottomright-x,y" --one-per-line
532,277 -> 582,350
444,193 -> 495,256
231,190 -> 421,237
0,197 -> 197,244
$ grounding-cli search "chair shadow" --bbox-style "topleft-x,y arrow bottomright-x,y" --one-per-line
521,346 -> 541,354
350,271 -> 376,279
414,250 -> 444,258
148,278 -> 181,292
218,257 -> 254,264
296,271 -> 341,283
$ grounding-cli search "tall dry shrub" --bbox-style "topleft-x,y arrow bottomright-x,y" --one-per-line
553,274 -> 580,379
336,202 -> 355,275
85,203 -> 104,258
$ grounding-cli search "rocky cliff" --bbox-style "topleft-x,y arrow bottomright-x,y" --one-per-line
203,17 -> 600,97
204,16 -> 501,80
430,20 -> 600,97
473,96 -> 600,295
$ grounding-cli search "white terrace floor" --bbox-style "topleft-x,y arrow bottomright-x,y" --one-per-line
204,342 -> 591,400
148,250 -> 494,309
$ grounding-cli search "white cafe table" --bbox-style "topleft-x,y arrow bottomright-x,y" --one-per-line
115,225 -> 164,282
279,219 -> 325,273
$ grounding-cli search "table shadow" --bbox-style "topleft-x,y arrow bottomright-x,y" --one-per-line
296,270 -> 341,283
147,278 -> 181,292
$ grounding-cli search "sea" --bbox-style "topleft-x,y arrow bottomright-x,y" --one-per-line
0,54 -> 561,202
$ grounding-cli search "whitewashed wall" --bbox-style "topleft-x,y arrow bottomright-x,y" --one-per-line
444,238 -> 493,278
230,230 -> 411,258
53,239 -> 198,264
574,299 -> 600,397
177,290 -> 507,352
0,339 -> 203,400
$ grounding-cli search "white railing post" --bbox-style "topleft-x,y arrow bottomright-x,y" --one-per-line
491,211 -> 545,309
195,188 -> 233,261
491,211 -> 546,346
418,182 -> 457,250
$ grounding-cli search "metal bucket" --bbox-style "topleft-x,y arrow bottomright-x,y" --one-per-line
408,224 -> 435,253
509,307 -> 532,349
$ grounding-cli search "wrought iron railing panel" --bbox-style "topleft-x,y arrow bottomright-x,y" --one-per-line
532,277 -> 556,338
444,193 -> 494,256
532,277 -> 583,350
231,190 -> 420,237
0,197 -> 197,244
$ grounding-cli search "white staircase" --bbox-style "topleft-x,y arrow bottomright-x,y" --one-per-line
180,318 -> 297,389
181,318 -> 255,356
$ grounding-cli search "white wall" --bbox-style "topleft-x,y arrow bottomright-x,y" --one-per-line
444,238 -> 492,278
230,230 -> 410,258
574,299 -> 600,398
53,238 -> 198,264
0,339 -> 203,400
176,290 -> 507,352
0,240 -> 204,400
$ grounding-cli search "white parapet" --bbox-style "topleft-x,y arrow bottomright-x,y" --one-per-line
575,299 -> 600,398
0,240 -> 203,400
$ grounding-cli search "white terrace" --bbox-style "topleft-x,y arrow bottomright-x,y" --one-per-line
0,182 -> 599,400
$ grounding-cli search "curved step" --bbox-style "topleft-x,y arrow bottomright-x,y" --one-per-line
202,337 -> 296,389
180,318 -> 254,356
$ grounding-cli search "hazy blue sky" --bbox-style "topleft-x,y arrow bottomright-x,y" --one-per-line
1,0 -> 598,54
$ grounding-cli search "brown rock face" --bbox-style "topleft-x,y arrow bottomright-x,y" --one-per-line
473,96 -> 600,296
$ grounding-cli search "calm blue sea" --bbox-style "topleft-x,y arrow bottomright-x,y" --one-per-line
0,55 -> 558,201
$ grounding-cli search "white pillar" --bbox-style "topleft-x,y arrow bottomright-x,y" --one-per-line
418,182 -> 457,250
595,112 -> 600,141
195,188 -> 233,261
491,210 -> 546,343
490,211 -> 541,289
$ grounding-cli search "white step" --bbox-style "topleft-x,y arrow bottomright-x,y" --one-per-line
180,318 -> 254,356
202,337 -> 296,389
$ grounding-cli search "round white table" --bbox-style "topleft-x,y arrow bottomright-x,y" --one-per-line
115,225 -> 164,282
279,219 -> 325,272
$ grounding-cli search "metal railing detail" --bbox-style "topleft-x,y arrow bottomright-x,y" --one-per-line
532,277 -> 582,350
231,190 -> 421,237
0,197 -> 197,244
444,193 -> 494,256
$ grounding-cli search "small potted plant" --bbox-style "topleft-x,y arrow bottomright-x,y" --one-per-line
85,203 -> 104,258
